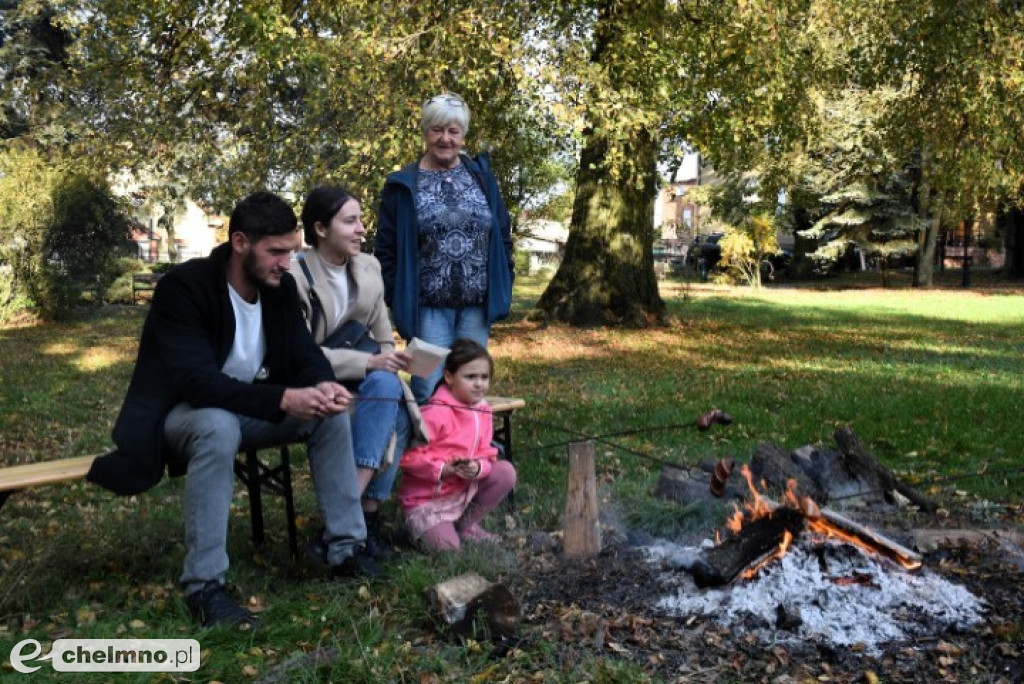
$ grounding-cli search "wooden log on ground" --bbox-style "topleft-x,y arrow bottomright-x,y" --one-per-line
564,441 -> 601,558
750,442 -> 827,503
834,426 -> 938,512
424,572 -> 521,640
426,572 -> 494,626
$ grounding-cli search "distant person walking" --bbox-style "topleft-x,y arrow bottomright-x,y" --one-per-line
397,339 -> 516,552
375,92 -> 515,402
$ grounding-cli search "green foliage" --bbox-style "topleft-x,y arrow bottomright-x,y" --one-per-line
43,172 -> 132,313
0,147 -> 130,320
0,145 -> 59,321
718,214 -> 780,288
0,0 -> 74,143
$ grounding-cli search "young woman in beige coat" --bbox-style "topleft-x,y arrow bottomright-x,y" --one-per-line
292,185 -> 424,561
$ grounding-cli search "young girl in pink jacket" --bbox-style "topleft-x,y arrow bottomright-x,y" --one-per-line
397,339 -> 517,552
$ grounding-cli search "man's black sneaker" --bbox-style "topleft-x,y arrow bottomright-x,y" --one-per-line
331,548 -> 382,580
308,527 -> 394,564
185,581 -> 258,629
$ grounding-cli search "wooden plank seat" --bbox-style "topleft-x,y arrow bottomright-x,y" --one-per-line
0,451 -> 300,559
0,455 -> 98,509
0,395 -> 526,558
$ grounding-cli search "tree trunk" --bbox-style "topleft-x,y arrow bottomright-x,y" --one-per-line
533,0 -> 665,327
1000,203 -> 1024,279
913,186 -> 943,287
535,129 -> 664,326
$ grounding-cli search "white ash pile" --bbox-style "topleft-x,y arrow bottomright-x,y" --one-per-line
644,539 -> 985,655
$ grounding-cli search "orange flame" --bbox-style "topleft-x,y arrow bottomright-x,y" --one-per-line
740,529 -> 794,580
720,465 -> 922,574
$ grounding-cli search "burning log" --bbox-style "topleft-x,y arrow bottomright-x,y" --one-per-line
689,507 -> 807,588
801,503 -> 923,570
687,466 -> 923,588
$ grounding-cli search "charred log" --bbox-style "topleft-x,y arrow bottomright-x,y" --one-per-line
833,426 -> 938,513
690,507 -> 806,588
750,442 -> 827,503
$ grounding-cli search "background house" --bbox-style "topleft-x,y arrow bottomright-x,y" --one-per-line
518,219 -> 569,274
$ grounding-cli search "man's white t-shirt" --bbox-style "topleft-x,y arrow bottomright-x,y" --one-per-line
221,283 -> 265,383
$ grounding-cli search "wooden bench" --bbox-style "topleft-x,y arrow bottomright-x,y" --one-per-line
0,395 -> 526,558
0,452 -> 303,558
132,272 -> 163,304
488,396 -> 526,511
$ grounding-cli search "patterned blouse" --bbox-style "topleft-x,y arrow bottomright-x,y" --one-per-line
414,163 -> 492,308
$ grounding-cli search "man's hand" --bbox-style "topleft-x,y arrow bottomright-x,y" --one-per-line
316,381 -> 352,413
280,383 -> 352,421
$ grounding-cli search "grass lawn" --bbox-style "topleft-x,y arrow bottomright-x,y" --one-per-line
1,269 -> 1022,682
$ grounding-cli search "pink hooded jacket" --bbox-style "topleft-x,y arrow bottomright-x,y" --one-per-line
397,384 -> 498,512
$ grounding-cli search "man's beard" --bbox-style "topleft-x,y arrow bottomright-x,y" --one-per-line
242,250 -> 282,289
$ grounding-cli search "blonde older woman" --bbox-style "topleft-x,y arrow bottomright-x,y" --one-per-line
375,92 -> 515,402
293,185 -> 424,563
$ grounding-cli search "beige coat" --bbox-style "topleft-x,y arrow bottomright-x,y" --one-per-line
291,248 -> 427,459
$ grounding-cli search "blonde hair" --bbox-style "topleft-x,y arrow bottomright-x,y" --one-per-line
420,93 -> 470,135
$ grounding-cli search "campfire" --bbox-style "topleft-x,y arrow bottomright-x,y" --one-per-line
644,425 -> 986,653
690,463 -> 923,588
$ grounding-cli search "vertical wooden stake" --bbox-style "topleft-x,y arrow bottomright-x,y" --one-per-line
563,441 -> 601,558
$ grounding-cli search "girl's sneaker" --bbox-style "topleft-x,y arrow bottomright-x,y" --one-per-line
459,524 -> 500,544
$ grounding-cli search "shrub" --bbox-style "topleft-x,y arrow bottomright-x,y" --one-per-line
0,146 -> 57,322
42,173 -> 132,314
0,148 -> 132,320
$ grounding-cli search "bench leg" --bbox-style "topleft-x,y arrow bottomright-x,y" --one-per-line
494,412 -> 516,513
279,446 -> 298,559
245,449 -> 266,547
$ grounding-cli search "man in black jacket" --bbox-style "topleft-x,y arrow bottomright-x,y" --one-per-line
89,191 -> 376,628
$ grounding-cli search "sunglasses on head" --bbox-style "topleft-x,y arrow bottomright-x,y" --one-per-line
425,95 -> 466,108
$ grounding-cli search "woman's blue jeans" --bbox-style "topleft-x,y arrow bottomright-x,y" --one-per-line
353,370 -> 412,501
410,306 -> 489,403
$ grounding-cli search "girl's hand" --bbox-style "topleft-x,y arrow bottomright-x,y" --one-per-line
452,459 -> 481,479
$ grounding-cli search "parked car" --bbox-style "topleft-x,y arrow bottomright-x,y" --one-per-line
686,233 -> 724,280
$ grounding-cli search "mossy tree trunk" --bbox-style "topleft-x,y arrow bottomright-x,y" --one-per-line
535,128 -> 664,326
534,0 -> 665,327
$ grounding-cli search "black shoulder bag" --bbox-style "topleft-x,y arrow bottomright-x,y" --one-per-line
296,254 -> 381,355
